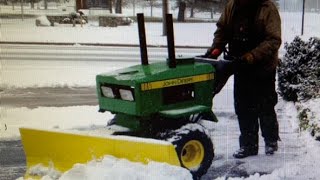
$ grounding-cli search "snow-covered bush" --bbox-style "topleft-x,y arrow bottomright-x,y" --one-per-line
279,36 -> 320,140
277,36 -> 320,102
35,16 -> 51,27
297,99 -> 320,140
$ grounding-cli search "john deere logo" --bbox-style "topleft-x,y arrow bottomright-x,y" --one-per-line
141,74 -> 213,91
162,77 -> 193,87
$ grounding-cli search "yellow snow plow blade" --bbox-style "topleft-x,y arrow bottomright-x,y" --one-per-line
20,128 -> 181,177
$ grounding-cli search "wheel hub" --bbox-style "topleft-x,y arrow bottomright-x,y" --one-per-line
181,140 -> 205,169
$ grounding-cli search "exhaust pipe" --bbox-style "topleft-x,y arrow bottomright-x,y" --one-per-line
137,13 -> 149,66
165,14 -> 176,68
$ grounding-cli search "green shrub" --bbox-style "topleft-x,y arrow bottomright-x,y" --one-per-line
278,36 -> 320,102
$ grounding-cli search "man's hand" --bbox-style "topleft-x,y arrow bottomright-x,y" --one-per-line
241,52 -> 254,64
205,48 -> 222,59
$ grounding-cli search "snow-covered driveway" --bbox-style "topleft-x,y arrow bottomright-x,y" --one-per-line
0,48 -> 304,179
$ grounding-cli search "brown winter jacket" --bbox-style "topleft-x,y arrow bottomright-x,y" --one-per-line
212,0 -> 282,71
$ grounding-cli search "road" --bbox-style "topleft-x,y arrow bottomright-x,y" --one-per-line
0,43 -> 205,108
0,43 -> 206,62
0,140 -> 26,180
0,44 -> 301,180
1,86 -> 97,108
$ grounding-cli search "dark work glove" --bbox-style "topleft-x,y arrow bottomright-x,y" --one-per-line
241,52 -> 254,64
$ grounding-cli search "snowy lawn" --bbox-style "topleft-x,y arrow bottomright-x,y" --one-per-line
1,12 -> 319,47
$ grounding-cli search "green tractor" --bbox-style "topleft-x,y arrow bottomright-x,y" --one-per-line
96,14 -> 218,178
20,13 -> 225,180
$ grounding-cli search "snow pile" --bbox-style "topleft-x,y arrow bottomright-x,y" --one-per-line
35,16 -> 51,27
23,156 -> 192,180
60,156 -> 192,180
0,106 -> 109,140
27,164 -> 62,179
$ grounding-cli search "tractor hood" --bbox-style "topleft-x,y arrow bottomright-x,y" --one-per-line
96,59 -> 214,87
95,58 -> 215,117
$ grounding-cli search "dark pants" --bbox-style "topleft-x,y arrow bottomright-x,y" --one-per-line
234,66 -> 279,148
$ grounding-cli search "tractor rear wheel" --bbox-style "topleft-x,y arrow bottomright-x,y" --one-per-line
165,123 -> 214,179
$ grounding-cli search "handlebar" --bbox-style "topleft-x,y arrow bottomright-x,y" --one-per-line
194,55 -> 235,66
194,54 -> 245,65
194,55 -> 236,96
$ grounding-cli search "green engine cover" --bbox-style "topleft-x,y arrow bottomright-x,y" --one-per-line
96,57 -> 216,119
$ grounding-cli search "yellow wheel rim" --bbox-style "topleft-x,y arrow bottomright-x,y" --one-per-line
180,140 -> 204,169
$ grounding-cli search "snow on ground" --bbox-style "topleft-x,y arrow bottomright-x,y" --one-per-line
0,20 -> 215,47
0,106 -> 110,140
1,12 -> 320,88
216,131 -> 320,180
1,12 -> 319,47
57,158 -> 192,180
20,156 -> 192,180
0,58 -> 132,88
1,8 -> 320,180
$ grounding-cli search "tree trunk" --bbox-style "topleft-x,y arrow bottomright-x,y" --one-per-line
150,0 -> 153,17
109,0 -> 113,13
190,6 -> 194,18
115,0 -> 122,14
44,0 -> 48,10
132,0 -> 135,16
177,1 -> 186,22
20,0 -> 24,20
30,0 -> 35,9
190,0 -> 195,18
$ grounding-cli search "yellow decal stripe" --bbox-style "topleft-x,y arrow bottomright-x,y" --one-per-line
141,73 -> 214,91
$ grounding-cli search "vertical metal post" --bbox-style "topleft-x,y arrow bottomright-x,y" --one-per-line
20,0 -> 24,21
132,0 -> 135,16
166,14 -> 176,68
137,13 -> 149,66
301,0 -> 305,35
109,0 -> 113,13
162,0 -> 168,36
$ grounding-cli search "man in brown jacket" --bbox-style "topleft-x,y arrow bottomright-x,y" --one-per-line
206,0 -> 281,158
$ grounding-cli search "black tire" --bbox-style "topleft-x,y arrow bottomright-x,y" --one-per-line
165,123 -> 214,179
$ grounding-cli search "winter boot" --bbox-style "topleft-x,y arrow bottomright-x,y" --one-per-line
233,145 -> 258,159
265,142 -> 278,155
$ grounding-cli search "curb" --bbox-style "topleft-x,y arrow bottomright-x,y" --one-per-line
0,41 -> 209,49
0,14 -> 39,18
